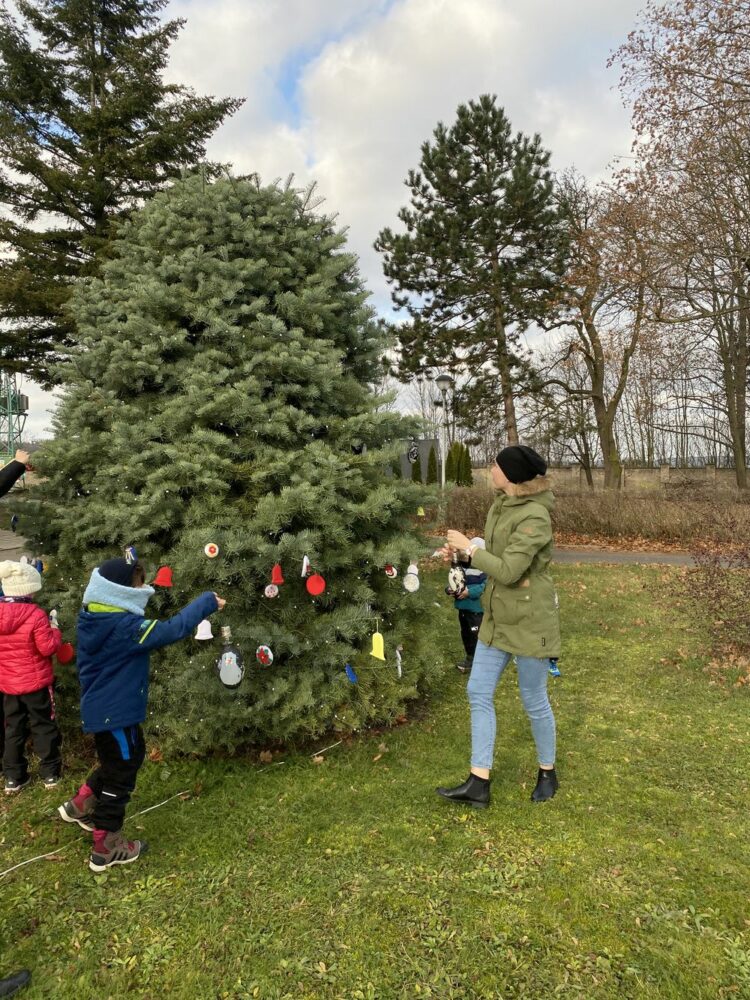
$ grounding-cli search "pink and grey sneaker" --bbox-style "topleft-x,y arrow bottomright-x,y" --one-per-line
58,783 -> 97,831
89,829 -> 148,873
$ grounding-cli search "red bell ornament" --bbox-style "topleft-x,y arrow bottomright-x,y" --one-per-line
153,566 -> 173,587
306,573 -> 326,596
271,563 -> 285,586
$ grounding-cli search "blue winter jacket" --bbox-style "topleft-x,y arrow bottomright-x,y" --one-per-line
76,591 -> 218,733
453,571 -> 487,614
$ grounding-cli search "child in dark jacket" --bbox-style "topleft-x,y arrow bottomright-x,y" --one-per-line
57,557 -> 225,872
453,537 -> 487,674
0,560 -> 63,792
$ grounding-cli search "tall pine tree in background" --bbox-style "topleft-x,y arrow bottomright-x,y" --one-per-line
445,444 -> 457,483
459,444 -> 473,486
426,445 -> 438,484
25,174 -> 438,752
0,0 -> 242,383
376,95 -> 568,444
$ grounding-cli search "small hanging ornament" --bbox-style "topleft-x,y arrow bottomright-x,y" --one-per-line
271,563 -> 285,586
204,542 -> 219,558
195,619 -> 214,640
370,625 -> 385,661
256,644 -> 274,666
301,555 -> 311,577
345,663 -> 358,684
384,564 -> 398,579
124,545 -> 137,565
395,645 -> 403,679
57,642 -> 76,665
32,557 -> 44,574
216,625 -> 244,688
306,573 -> 326,596
403,563 -> 420,593
417,506 -> 426,518
264,583 -> 279,599
445,555 -> 467,597
153,566 -> 173,588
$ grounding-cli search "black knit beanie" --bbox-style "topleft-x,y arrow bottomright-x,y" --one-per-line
98,557 -> 136,588
496,445 -> 547,484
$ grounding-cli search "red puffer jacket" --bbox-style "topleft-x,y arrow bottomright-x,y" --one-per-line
0,600 -> 62,695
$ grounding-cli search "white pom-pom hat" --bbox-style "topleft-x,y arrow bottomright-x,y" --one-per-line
0,559 -> 42,596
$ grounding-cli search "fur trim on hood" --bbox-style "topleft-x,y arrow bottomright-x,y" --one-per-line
504,475 -> 552,498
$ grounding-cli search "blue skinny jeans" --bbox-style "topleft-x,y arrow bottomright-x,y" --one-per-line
467,639 -> 556,770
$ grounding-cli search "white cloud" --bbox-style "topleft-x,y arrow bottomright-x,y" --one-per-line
29,0 -> 644,433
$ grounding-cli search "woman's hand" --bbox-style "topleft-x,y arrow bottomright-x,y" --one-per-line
437,544 -> 455,563
214,594 -> 226,610
446,530 -> 471,552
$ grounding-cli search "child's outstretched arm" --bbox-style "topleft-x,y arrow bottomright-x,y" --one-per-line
131,591 -> 223,653
0,450 -> 29,499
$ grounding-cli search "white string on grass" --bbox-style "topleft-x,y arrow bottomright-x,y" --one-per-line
0,789 -> 190,880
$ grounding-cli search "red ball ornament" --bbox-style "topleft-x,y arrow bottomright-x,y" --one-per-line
306,573 -> 326,596
57,642 -> 75,665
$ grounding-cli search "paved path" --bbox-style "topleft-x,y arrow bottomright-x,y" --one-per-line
0,526 -> 32,562
553,546 -> 694,566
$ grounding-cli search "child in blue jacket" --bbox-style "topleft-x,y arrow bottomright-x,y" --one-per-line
57,557 -> 225,872
454,537 -> 487,674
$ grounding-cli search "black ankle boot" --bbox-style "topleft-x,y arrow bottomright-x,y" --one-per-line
436,773 -> 490,809
0,969 -> 31,997
531,768 -> 558,803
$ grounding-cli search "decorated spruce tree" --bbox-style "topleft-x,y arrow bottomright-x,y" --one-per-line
26,174 -> 439,752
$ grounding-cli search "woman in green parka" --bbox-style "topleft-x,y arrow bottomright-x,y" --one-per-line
437,445 -> 561,808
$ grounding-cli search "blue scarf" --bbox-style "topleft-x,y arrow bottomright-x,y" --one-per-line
83,568 -> 155,616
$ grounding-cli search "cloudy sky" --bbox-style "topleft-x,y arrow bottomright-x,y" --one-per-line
24,0 -> 645,437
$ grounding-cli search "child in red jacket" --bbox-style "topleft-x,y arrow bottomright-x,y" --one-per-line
0,559 -> 62,793
0,450 -> 30,774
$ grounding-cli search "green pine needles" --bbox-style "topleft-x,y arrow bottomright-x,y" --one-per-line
28,174 -> 441,753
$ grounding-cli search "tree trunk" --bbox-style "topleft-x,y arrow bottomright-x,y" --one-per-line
494,311 -> 519,444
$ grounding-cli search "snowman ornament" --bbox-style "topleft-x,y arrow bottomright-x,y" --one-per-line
403,563 -> 420,593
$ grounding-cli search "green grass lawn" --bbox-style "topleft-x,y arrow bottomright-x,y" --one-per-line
2,565 -> 750,999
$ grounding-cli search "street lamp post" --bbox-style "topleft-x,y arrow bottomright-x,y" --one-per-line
434,373 -> 454,488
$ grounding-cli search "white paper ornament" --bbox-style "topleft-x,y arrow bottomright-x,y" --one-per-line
301,555 -> 311,577
403,563 -> 420,593
264,584 -> 279,599
204,542 -> 219,558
